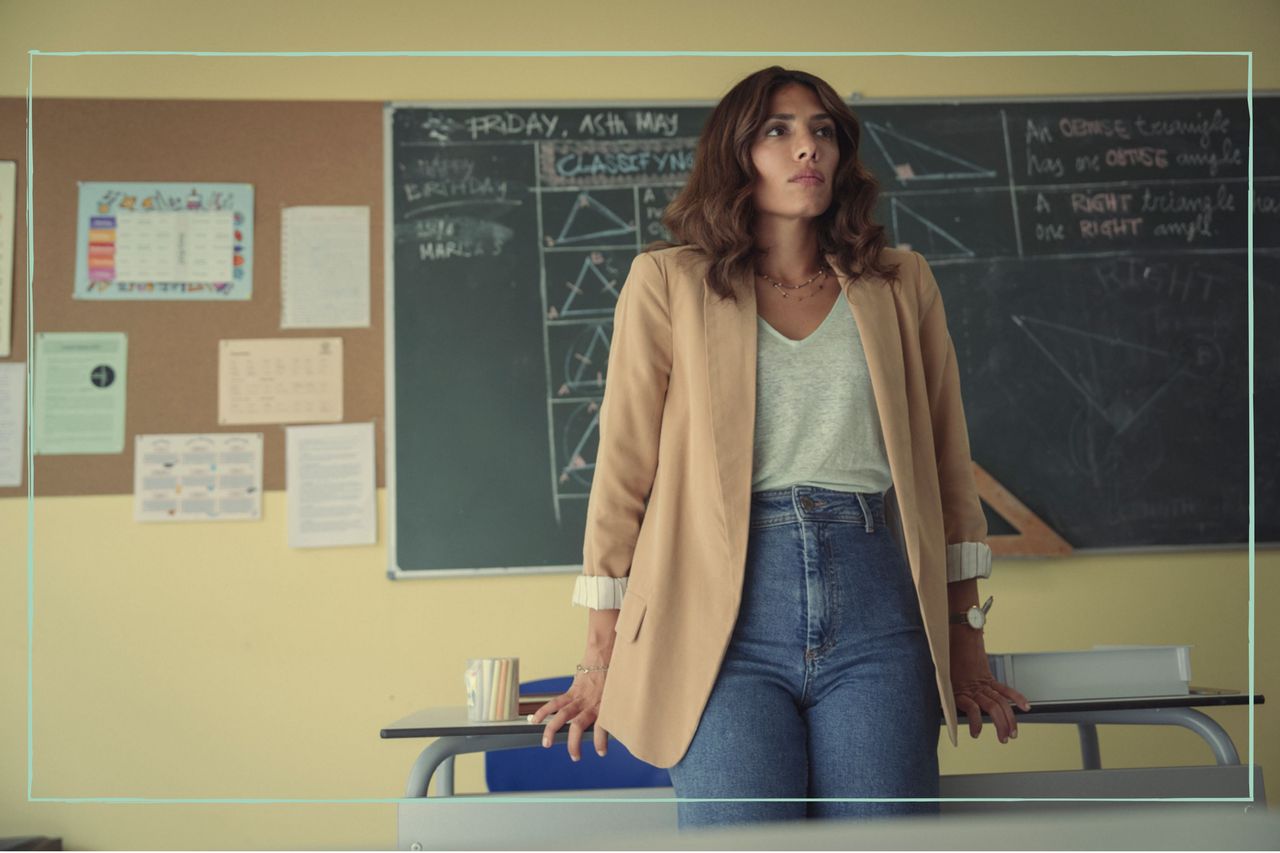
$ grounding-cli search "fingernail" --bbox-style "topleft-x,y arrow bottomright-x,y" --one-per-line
1011,729 -> 1018,739
541,738 -> 549,748
596,749 -> 605,757
571,754 -> 580,762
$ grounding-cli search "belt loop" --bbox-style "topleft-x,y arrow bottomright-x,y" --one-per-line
855,492 -> 875,533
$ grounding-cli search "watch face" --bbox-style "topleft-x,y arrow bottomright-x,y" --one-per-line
968,609 -> 984,629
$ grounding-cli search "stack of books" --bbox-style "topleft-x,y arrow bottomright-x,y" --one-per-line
986,644 -> 1192,701
517,692 -> 561,716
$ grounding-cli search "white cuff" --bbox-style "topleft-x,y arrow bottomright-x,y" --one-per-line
571,574 -> 629,609
945,541 -> 992,582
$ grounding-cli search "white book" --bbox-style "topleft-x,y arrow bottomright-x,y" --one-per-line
987,644 -> 1192,701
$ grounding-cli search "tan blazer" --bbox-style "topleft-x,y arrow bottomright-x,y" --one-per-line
581,245 -> 989,768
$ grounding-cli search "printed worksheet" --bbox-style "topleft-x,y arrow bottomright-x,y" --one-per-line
0,161 -> 15,357
280,206 -> 371,329
134,433 -> 263,521
33,332 -> 127,454
217,337 -> 343,425
0,362 -> 25,486
286,422 -> 376,548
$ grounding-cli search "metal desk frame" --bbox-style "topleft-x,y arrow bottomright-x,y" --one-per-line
383,689 -> 1262,798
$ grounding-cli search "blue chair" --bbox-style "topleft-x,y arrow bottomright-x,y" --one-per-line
485,676 -> 672,792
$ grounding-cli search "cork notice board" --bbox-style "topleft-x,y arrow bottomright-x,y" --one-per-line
0,97 -> 386,498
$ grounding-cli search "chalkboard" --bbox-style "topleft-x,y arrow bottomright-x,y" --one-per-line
385,93 -> 1280,577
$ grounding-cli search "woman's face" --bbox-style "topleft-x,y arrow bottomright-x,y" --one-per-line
749,82 -> 839,225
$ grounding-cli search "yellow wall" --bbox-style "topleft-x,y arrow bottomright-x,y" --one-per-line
2,0 -> 1278,848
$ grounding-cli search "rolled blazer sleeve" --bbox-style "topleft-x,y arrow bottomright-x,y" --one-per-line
915,251 -> 993,583
571,253 -> 673,609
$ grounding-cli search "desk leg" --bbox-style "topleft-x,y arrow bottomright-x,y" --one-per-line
1154,708 -> 1241,765
1077,724 -> 1101,769
438,755 -> 454,797
403,732 -> 558,798
405,740 -> 461,798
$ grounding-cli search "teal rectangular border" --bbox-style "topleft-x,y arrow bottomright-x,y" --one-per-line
24,49 -> 1256,806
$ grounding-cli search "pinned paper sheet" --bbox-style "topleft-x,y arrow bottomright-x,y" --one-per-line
33,332 -> 127,455
217,337 -> 343,425
134,433 -> 263,522
285,422 -> 376,548
281,206 -> 370,329
0,161 -> 15,357
0,362 -> 25,486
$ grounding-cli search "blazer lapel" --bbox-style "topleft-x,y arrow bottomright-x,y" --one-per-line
703,268 -> 758,591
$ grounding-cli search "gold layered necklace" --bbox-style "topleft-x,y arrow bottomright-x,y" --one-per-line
757,261 -> 829,302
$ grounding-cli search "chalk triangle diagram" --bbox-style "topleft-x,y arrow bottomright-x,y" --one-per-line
557,403 -> 600,485
1011,314 -> 1196,438
548,254 -> 621,319
862,120 -> 997,183
972,462 -> 1073,557
556,324 -> 611,397
552,192 -> 635,245
889,198 -> 974,260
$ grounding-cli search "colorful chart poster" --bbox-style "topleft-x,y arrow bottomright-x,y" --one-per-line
73,181 -> 254,300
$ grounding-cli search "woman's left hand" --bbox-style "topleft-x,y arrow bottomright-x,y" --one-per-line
950,631 -> 1031,744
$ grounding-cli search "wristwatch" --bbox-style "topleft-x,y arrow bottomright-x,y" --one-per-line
949,595 -> 993,630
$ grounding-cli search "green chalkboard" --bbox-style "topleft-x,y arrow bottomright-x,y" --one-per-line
385,93 -> 1280,577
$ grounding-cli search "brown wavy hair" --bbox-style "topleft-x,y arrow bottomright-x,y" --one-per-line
644,66 -> 902,303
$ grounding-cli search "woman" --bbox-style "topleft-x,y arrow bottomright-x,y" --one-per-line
531,66 -> 1030,830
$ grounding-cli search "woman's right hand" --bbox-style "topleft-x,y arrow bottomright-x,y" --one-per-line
529,666 -> 610,762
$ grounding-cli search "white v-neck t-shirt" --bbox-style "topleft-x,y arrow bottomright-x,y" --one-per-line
751,295 -> 893,494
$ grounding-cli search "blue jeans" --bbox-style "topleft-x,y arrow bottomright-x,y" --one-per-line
667,485 -> 941,831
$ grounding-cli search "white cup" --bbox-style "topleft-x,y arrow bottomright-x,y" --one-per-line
463,657 -> 520,722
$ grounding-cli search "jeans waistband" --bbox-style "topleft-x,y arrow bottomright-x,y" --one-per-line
749,485 -> 885,530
